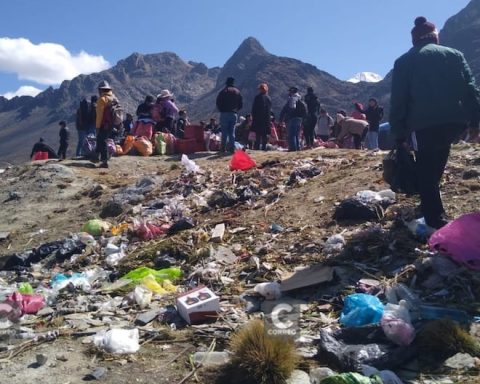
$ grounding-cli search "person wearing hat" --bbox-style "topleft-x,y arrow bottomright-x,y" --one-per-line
390,16 -> 480,230
251,83 -> 272,151
153,89 -> 179,133
216,77 -> 243,152
95,80 -> 118,168
57,121 -> 70,160
280,86 -> 305,151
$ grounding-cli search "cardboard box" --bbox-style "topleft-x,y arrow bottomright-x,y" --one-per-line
176,286 -> 219,325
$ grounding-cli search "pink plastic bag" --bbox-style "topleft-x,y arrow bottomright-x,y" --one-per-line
230,150 -> 256,171
6,292 -> 45,315
133,220 -> 169,241
428,212 -> 480,270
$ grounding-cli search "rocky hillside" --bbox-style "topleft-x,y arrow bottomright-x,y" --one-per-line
441,0 -> 480,80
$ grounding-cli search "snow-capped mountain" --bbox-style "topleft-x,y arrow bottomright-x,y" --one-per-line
347,72 -> 383,83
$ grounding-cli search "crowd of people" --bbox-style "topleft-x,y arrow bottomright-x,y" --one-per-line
29,16 -> 480,235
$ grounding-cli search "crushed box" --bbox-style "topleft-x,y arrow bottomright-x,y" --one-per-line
176,286 -> 219,325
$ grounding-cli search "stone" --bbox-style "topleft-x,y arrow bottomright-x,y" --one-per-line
100,200 -> 124,218
56,354 -> 68,362
211,223 -> 225,242
36,353 -> 48,366
286,370 -> 310,384
310,367 -> 336,384
462,168 -> 480,180
444,352 -> 476,370
84,367 -> 107,381
0,232 -> 10,242
135,309 -> 160,326
37,307 -> 55,316
211,245 -> 236,264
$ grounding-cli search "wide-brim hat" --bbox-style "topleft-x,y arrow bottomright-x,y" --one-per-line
98,80 -> 112,90
157,89 -> 174,99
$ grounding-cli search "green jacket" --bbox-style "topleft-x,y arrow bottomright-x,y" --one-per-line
390,43 -> 480,140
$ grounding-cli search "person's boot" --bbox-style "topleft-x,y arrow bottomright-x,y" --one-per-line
98,161 -> 109,169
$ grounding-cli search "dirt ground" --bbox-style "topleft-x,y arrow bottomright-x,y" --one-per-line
0,146 -> 479,384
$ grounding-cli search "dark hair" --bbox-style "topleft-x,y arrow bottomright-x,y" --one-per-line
246,114 -> 252,118
59,121 -> 66,127
337,110 -> 347,117
91,95 -> 98,102
210,117 -> 216,121
145,95 -> 154,103
307,87 -> 314,93
226,77 -> 235,86
320,108 -> 327,114
39,137 -> 44,142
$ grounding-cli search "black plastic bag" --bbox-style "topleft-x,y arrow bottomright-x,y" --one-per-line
333,198 -> 383,222
383,148 -> 418,195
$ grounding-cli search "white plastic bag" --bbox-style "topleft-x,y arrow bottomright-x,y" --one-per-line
133,286 -> 152,309
362,365 -> 404,384
94,328 -> 140,354
181,154 -> 201,174
254,282 -> 282,300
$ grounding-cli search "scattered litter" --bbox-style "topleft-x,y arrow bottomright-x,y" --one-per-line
176,286 -> 219,324
94,329 -> 140,354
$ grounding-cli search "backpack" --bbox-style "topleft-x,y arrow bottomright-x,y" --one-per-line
295,99 -> 308,118
102,96 -> 124,128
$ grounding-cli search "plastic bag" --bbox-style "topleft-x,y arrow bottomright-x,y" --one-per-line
230,150 -> 256,171
162,133 -> 176,155
181,154 -> 201,173
122,267 -> 182,284
361,366 -> 403,384
82,219 -> 111,237
133,220 -> 168,241
254,282 -> 282,300
133,121 -> 153,140
133,137 -> 153,156
155,133 -> 167,155
93,328 -> 140,354
6,292 -> 45,315
18,283 -> 34,294
122,135 -> 135,155
115,144 -> 124,156
106,138 -> 116,156
428,212 -> 480,270
340,294 -> 384,327
320,372 -> 383,384
133,286 -> 152,308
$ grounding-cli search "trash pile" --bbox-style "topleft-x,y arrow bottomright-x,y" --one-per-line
0,150 -> 480,383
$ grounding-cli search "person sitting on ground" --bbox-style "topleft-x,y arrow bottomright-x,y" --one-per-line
136,95 -> 155,120
336,113 -> 369,149
58,121 -> 70,160
30,137 -> 57,159
351,102 -> 366,120
236,114 -> 252,148
316,108 -> 334,142
123,113 -> 134,136
176,110 -> 189,139
153,90 -> 179,133
205,118 -> 219,134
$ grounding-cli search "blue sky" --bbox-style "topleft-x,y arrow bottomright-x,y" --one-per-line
0,0 -> 471,98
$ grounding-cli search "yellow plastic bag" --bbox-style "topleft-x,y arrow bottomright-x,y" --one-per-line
111,223 -> 129,236
141,275 -> 167,295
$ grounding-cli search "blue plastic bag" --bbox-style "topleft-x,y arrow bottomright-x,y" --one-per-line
340,293 -> 384,327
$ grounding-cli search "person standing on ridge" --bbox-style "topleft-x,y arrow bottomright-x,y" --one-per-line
216,77 -> 243,153
304,87 -> 320,148
75,98 -> 89,157
57,121 -> 70,160
280,87 -> 305,151
95,80 -> 119,169
364,98 -> 384,150
390,16 -> 480,230
251,83 -> 272,151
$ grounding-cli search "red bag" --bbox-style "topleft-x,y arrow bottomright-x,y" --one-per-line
33,151 -> 48,161
7,292 -> 45,315
230,150 -> 256,171
133,121 -> 154,140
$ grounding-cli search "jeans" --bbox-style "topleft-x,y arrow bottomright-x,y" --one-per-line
220,112 -> 237,152
76,130 -> 87,157
287,117 -> 302,151
365,131 -> 379,150
415,124 -> 465,228
96,129 -> 111,163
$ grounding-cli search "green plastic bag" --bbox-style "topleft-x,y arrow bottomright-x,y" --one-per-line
82,219 -> 110,237
155,134 -> 167,155
321,373 -> 383,384
122,267 -> 182,284
18,282 -> 34,294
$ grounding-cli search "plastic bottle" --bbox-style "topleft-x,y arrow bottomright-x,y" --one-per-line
192,351 -> 230,367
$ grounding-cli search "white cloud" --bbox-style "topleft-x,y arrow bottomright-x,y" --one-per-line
2,85 -> 43,99
0,37 -> 110,85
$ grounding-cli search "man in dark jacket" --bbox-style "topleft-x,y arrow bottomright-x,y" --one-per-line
364,98 -> 384,150
390,16 -> 480,229
304,87 -> 320,148
216,77 -> 243,152
75,98 -> 89,157
58,121 -> 70,160
251,83 -> 272,150
280,87 -> 305,151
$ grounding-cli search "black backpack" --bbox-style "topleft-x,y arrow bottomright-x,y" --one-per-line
295,99 -> 308,118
